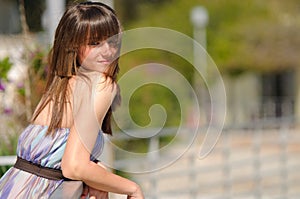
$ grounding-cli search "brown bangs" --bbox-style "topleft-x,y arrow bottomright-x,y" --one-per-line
81,5 -> 121,45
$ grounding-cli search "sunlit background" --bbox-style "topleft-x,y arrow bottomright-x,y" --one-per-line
0,0 -> 300,198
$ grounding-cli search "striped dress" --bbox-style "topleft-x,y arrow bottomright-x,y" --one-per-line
0,124 -> 104,199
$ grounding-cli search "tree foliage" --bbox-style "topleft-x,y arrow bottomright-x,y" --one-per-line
0,57 -> 12,80
24,0 -> 45,32
116,0 -> 300,75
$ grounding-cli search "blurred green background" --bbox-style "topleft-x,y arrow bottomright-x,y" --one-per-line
0,1 -> 299,197
1,0 -> 299,128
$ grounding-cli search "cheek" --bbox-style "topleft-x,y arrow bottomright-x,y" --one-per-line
110,47 -> 119,57
78,47 -> 91,64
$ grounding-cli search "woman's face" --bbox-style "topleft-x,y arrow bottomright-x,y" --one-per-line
78,38 -> 119,73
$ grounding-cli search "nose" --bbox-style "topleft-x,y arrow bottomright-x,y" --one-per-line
101,42 -> 113,58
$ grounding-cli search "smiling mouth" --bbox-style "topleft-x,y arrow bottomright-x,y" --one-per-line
98,60 -> 111,64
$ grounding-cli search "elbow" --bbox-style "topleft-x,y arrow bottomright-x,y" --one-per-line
61,159 -> 86,180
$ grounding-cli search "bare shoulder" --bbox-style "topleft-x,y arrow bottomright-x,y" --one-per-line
70,73 -> 117,100
96,75 -> 117,94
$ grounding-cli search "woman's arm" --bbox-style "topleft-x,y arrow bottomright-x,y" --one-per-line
61,77 -> 144,198
61,125 -> 141,196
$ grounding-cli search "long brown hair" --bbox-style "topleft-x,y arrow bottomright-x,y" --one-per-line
32,2 -> 122,135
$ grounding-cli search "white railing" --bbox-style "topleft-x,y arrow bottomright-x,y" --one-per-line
1,118 -> 300,199
110,118 -> 300,199
0,156 -> 16,166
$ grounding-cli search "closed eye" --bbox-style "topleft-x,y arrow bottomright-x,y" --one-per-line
88,41 -> 102,46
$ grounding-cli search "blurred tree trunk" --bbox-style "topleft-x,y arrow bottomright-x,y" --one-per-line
295,69 -> 300,121
18,0 -> 32,121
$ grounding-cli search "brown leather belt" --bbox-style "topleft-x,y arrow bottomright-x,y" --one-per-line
14,156 -> 69,181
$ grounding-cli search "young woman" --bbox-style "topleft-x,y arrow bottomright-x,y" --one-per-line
0,2 -> 144,198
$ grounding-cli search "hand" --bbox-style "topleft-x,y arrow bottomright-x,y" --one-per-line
127,185 -> 144,199
81,183 -> 109,199
89,186 -> 109,199
80,162 -> 109,199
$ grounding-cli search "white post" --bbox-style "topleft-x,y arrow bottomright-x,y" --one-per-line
93,0 -> 114,8
43,0 -> 65,44
190,6 -> 209,125
190,6 -> 208,78
189,7 -> 209,197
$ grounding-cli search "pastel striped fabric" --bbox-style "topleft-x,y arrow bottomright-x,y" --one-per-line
0,124 -> 104,199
